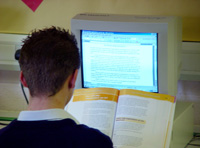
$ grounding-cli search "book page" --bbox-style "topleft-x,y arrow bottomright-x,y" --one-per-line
65,88 -> 119,137
112,89 -> 175,148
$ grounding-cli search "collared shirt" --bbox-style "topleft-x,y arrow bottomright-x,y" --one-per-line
17,109 -> 79,124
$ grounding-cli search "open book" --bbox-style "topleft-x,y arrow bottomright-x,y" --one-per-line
65,88 -> 176,148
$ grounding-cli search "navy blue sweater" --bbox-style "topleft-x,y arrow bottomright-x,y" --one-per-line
0,119 -> 113,148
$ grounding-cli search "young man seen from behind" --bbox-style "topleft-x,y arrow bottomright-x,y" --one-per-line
0,27 -> 113,148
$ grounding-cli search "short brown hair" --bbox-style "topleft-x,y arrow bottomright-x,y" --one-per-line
19,26 -> 80,97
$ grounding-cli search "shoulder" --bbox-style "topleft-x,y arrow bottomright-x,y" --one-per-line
72,123 -> 113,148
47,119 -> 113,148
0,120 -> 17,134
0,120 -> 18,144
0,119 -> 113,148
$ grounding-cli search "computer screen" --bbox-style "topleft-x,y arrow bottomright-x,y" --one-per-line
71,13 -> 182,96
81,30 -> 158,92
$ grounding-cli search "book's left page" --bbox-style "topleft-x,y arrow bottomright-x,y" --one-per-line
65,87 -> 119,137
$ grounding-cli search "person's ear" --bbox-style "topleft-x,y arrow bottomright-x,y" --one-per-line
20,71 -> 28,87
69,69 -> 78,89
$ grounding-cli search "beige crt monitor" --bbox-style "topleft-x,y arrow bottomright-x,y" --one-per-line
71,13 -> 182,96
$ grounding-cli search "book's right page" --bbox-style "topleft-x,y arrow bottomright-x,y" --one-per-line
112,89 -> 175,148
